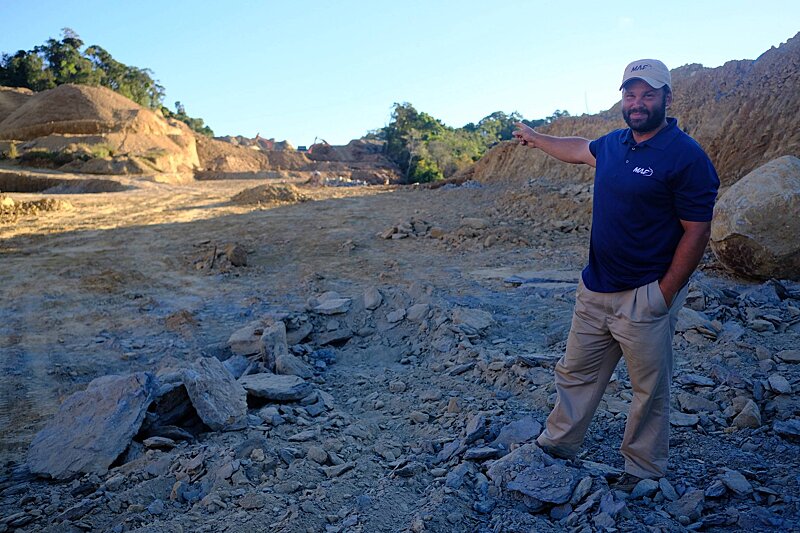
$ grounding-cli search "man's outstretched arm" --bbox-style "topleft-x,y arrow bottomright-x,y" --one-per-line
512,122 -> 596,167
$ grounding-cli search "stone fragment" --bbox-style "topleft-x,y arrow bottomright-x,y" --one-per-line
143,436 -> 176,449
705,479 -> 727,498
406,303 -> 430,322
485,443 -> 546,485
314,298 -> 352,315
677,392 -> 719,413
395,462 -> 425,477
259,320 -> 289,372
181,357 -> 248,431
286,321 -> 313,345
363,287 -> 382,310
409,411 -> 429,424
307,446 -> 328,464
670,411 -> 699,427
275,352 -> 313,379
222,354 -> 250,379
491,416 -> 542,450
461,217 -> 489,230
773,418 -> 800,440
324,463 -> 354,478
386,308 -> 406,323
239,492 -> 267,510
464,446 -> 501,461
28,372 -> 158,479
316,328 -> 352,346
288,429 -> 317,442
239,373 -> 313,401
446,462 -> 472,489
507,464 -> 581,504
464,414 -> 487,444
675,308 -> 716,335
570,476 -> 594,505
631,478 -> 660,499
451,307 -> 493,336
710,155 -> 800,280
677,373 -> 715,387
776,349 -> 800,363
767,374 -> 792,394
388,380 -> 407,393
721,469 -> 753,496
666,489 -> 705,521
435,439 -> 464,464
228,320 -> 265,356
659,478 -> 679,501
224,244 -> 247,267
732,399 -> 762,429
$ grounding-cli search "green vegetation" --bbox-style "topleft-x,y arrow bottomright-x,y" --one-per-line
160,101 -> 214,137
375,103 -> 570,183
0,28 -> 213,136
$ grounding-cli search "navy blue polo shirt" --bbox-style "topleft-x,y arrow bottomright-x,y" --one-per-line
584,117 -> 719,293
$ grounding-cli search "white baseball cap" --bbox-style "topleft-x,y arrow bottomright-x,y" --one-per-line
620,59 -> 671,90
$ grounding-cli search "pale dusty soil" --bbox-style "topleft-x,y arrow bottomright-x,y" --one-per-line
1,168 -> 798,533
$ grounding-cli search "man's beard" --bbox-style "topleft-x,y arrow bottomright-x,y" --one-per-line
622,99 -> 667,133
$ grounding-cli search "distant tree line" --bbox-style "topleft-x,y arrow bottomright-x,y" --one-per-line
0,29 -> 213,136
372,103 -> 570,183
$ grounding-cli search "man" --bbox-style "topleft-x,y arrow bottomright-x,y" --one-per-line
512,59 -> 719,489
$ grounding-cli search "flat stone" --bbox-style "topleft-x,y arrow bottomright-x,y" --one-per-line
275,352 -> 313,379
406,303 -> 430,322
721,469 -> 753,496
451,307 -> 493,336
677,392 -> 720,413
388,380 -> 406,393
464,446 -> 501,461
314,298 -> 351,315
28,372 -> 158,479
507,463 -> 581,504
445,462 -> 472,489
409,411 -> 429,423
670,411 -> 699,427
386,308 -> 406,323
228,320 -> 265,356
666,489 -> 705,521
323,462 -> 354,478
767,374 -> 792,394
435,438 -> 464,464
677,373 -> 715,387
288,429 -> 317,442
491,416 -> 542,450
776,349 -> 800,363
732,399 -> 762,429
239,492 -> 267,510
181,357 -> 248,431
773,418 -> 800,440
570,476 -> 594,505
307,446 -> 328,464
316,328 -> 352,346
239,373 -> 313,401
486,443 -> 547,485
461,217 -> 489,230
705,479 -> 727,498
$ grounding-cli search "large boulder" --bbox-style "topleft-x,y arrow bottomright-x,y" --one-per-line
711,156 -> 800,280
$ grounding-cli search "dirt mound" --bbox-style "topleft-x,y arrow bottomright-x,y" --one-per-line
466,32 -> 800,188
230,183 -> 310,205
0,84 -> 199,176
195,135 -> 311,177
0,86 -> 33,124
0,194 -> 73,222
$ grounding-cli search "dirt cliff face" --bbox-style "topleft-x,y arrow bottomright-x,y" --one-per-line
467,32 -> 800,188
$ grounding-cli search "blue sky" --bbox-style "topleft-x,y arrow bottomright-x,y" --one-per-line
1,1 -> 798,146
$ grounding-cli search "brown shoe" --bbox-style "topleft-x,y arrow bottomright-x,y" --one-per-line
537,443 -> 576,461
612,473 -> 643,492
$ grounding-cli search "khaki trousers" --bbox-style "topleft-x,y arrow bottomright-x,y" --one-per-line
537,278 -> 687,479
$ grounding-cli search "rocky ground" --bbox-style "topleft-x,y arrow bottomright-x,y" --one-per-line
0,167 -> 799,532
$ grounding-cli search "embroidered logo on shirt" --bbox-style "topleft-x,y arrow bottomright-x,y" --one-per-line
632,166 -> 654,176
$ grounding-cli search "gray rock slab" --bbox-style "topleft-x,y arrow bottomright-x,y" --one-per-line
677,373 -> 715,387
773,418 -> 800,440
776,349 -> 800,363
451,307 -> 493,336
363,287 -> 382,310
768,374 -> 792,394
721,469 -> 753,496
314,298 -> 351,315
239,373 -> 313,401
666,489 -> 705,521
182,357 -> 248,431
491,416 -> 542,450
732,399 -> 762,429
486,443 -> 546,485
228,320 -> 265,356
507,464 -> 580,504
406,303 -> 430,322
464,446 -> 502,461
28,372 -> 158,479
677,392 -> 719,413
275,352 -> 313,379
670,411 -> 700,427
464,414 -> 487,444
631,478 -> 660,499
